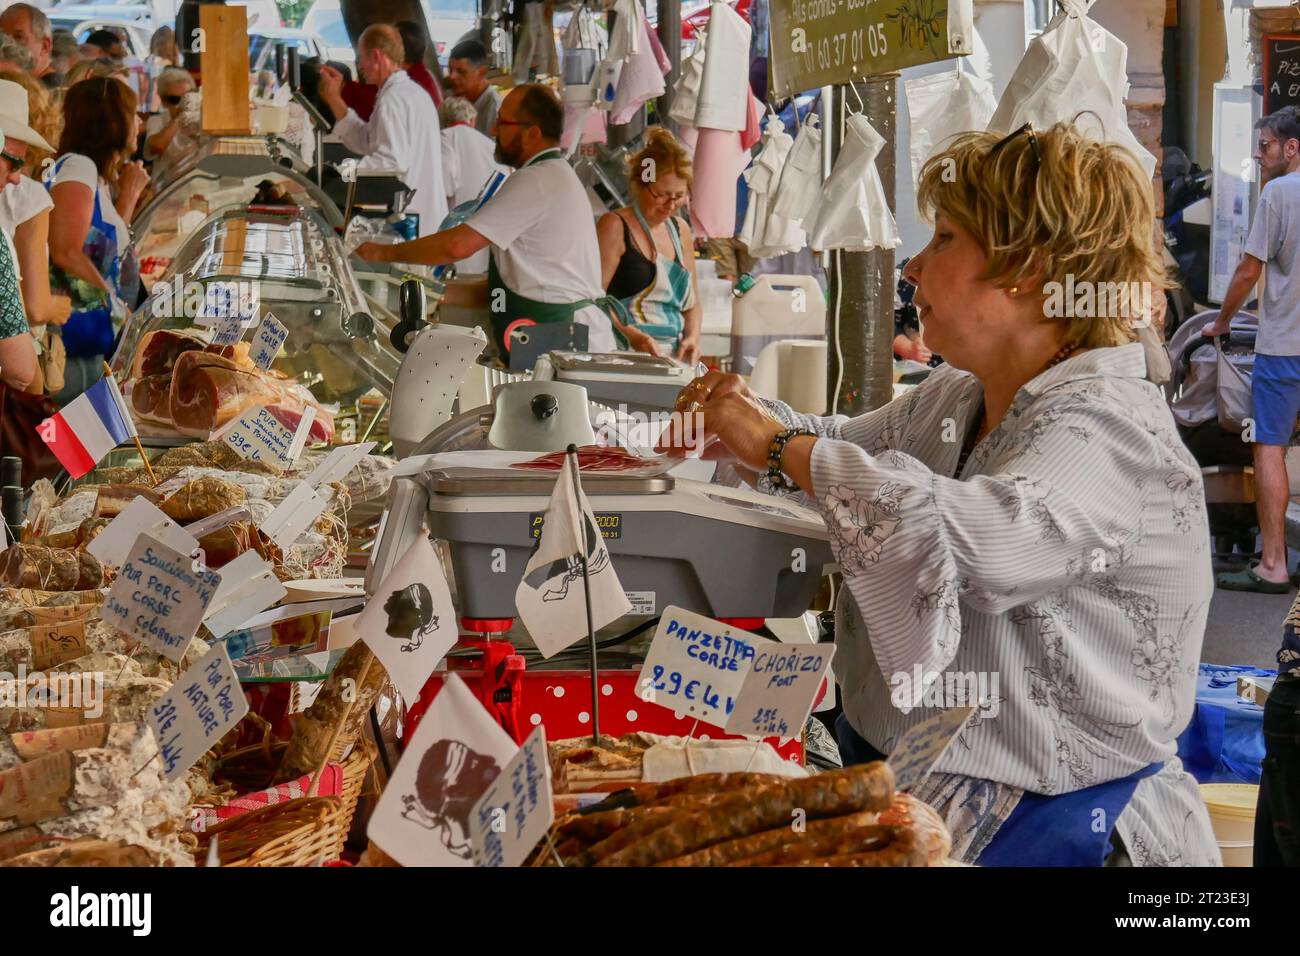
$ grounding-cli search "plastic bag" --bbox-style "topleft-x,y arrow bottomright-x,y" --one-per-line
804,113 -> 900,253
739,113 -> 804,258
987,0 -> 1156,179
770,113 -> 822,223
905,65 -> 997,191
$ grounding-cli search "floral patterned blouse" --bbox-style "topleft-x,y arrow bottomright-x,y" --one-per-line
751,342 -> 1221,865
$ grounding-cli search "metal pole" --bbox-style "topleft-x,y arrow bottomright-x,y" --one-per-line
656,0 -> 682,132
566,445 -> 600,745
826,73 -> 897,416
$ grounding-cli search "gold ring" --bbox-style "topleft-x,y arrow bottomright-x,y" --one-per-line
685,400 -> 703,413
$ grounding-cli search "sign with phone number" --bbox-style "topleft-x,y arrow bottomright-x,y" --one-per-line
768,0 -> 971,96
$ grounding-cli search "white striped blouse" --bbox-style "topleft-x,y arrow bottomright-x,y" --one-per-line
754,342 -> 1221,865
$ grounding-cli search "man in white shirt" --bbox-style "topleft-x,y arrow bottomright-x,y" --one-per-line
439,96 -> 508,275
356,84 -> 616,355
318,24 -> 447,238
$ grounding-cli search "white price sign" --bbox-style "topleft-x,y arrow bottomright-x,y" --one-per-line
634,606 -> 773,726
888,706 -> 977,793
250,314 -> 288,371
220,406 -> 297,469
147,643 -> 249,781
468,726 -> 554,867
725,643 -> 834,743
101,533 -> 222,663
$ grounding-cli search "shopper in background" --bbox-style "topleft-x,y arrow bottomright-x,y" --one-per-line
597,126 -> 703,364
317,24 -> 446,239
445,39 -> 500,135
141,26 -> 179,115
51,29 -> 82,81
0,29 -> 30,74
0,3 -> 59,89
342,19 -> 440,121
143,67 -> 196,184
0,97 -> 43,394
46,77 -> 145,403
63,57 -> 130,91
82,29 -> 127,62
438,95 -> 506,275
357,84 -> 619,356
1204,106 -> 1300,593
0,74 -> 70,396
661,123 -> 1218,866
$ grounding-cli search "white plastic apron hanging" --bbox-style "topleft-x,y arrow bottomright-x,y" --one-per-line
770,107 -> 822,224
739,110 -> 804,258
905,61 -> 997,192
804,108 -> 900,253
987,0 -> 1156,178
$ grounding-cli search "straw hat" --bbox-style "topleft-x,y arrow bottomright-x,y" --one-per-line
0,79 -> 52,152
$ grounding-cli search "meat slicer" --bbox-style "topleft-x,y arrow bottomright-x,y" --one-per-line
371,282 -> 834,747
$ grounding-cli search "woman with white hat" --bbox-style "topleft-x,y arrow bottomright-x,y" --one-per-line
0,75 -> 70,396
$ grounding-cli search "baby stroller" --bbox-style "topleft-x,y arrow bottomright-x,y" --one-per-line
1165,309 -> 1258,562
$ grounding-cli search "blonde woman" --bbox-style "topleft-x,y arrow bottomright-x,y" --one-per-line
596,126 -> 702,365
660,124 -> 1219,867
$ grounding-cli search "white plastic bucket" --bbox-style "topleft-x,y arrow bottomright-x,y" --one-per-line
1200,783 -> 1258,867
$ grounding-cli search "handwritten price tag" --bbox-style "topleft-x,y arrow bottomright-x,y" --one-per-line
147,643 -> 249,781
725,644 -> 834,743
250,313 -> 288,371
469,726 -> 553,867
635,606 -> 774,726
888,706 -> 977,793
220,406 -> 296,470
30,619 -> 89,670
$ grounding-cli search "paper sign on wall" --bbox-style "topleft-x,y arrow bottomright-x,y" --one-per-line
250,314 -> 288,370
101,533 -> 223,663
146,643 -> 249,781
635,606 -> 774,726
469,726 -> 553,867
888,705 -> 977,793
725,643 -> 835,743
86,497 -> 199,568
221,406 -> 297,469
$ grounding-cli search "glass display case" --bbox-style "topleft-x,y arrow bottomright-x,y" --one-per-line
112,195 -> 401,448
132,136 -> 341,288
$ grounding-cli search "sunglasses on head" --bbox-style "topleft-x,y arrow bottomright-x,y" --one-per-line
988,122 -> 1041,174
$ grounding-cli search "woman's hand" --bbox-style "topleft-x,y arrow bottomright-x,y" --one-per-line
657,371 -> 783,467
118,161 -> 149,204
674,333 -> 700,367
46,294 -> 73,327
625,326 -> 661,357
355,242 -> 392,263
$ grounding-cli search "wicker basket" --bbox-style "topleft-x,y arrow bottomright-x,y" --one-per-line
196,742 -> 374,866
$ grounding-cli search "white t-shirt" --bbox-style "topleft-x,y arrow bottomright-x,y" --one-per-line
440,123 -> 508,275
467,151 -> 615,352
48,154 -> 131,252
0,175 -> 54,244
144,111 -> 196,185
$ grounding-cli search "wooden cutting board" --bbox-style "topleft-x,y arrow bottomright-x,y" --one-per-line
200,4 -> 251,135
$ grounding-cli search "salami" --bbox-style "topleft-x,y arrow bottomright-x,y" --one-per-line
789,829 -> 924,867
595,762 -> 895,867
727,824 -> 897,866
658,810 -> 879,867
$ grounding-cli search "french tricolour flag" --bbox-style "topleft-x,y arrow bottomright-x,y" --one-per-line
36,377 -> 137,478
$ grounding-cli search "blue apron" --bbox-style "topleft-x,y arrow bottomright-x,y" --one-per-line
836,713 -> 1163,867
44,156 -> 140,359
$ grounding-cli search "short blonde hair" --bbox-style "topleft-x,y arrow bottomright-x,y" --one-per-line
359,24 -> 404,67
917,123 -> 1169,349
629,126 -> 693,193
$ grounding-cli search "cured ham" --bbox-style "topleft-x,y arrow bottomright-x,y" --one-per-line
512,445 -> 655,472
168,350 -> 287,438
